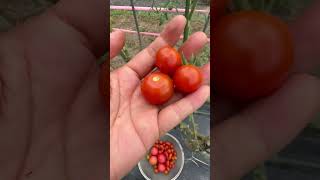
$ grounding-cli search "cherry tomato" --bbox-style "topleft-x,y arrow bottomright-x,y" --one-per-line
213,11 -> 293,101
155,46 -> 182,76
141,72 -> 174,105
149,156 -> 158,166
173,65 -> 203,94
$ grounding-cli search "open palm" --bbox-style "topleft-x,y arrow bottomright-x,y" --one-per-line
109,16 -> 210,179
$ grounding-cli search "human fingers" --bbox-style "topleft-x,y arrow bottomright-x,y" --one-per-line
158,85 -> 210,135
110,30 -> 125,59
125,15 -> 186,79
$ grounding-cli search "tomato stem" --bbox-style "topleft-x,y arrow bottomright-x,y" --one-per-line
190,54 -> 199,66
181,53 -> 188,65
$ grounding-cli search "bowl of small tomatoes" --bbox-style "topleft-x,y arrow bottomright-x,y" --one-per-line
138,133 -> 184,180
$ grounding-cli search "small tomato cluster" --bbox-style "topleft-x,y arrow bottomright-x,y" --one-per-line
141,45 -> 203,105
147,140 -> 177,175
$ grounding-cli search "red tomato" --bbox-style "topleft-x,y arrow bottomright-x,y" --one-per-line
149,156 -> 157,166
213,11 -> 293,101
158,164 -> 166,172
157,154 -> 167,164
151,147 -> 159,156
141,72 -> 174,105
173,65 -> 203,94
155,46 -> 182,76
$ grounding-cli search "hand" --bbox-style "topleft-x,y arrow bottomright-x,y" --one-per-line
109,16 -> 210,179
213,2 -> 320,179
0,0 -> 107,179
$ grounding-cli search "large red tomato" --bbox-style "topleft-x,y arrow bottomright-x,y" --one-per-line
173,65 -> 203,94
155,46 -> 182,76
213,11 -> 293,101
141,72 -> 174,105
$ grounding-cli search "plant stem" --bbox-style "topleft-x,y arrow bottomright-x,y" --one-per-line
195,111 -> 210,116
186,0 -> 199,42
120,49 -> 129,62
130,0 -> 143,50
184,0 -> 191,22
189,114 -> 198,141
202,10 -> 210,33
151,0 -> 155,9
188,0 -> 199,19
183,0 -> 191,42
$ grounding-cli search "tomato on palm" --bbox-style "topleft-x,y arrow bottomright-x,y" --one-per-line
173,65 -> 203,94
141,72 -> 174,105
213,11 -> 293,101
155,46 -> 182,76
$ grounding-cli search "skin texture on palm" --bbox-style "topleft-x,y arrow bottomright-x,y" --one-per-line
0,0 -> 106,179
109,16 -> 210,180
213,1 -> 320,180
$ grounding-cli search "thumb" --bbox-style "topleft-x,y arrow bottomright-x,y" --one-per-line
110,30 -> 125,59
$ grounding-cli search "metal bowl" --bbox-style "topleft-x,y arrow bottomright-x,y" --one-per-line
138,133 -> 185,180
